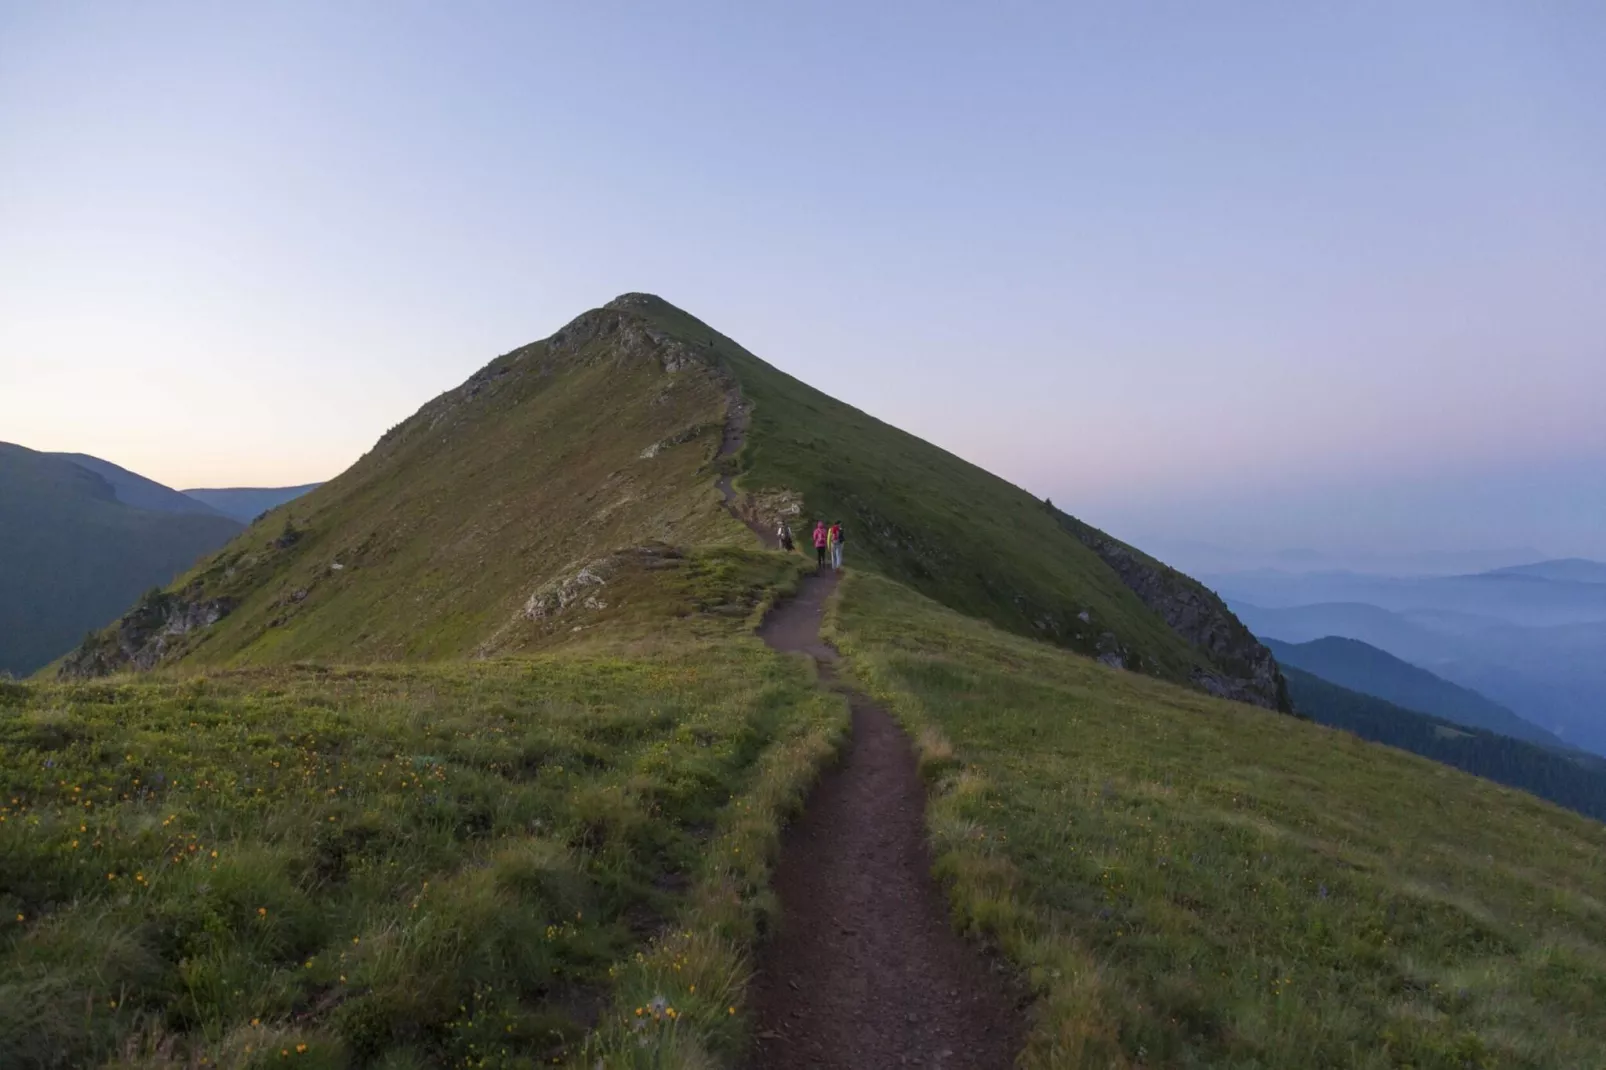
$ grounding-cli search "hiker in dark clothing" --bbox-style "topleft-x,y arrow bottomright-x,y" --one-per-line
777,521 -> 795,552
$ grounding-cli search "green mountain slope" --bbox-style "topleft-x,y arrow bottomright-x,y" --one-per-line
0,443 -> 242,676
834,571 -> 1606,1067
606,294 -> 1286,707
63,295 -> 1284,710
1052,507 -> 1288,708
61,306 -> 754,673
1264,635 -> 1568,750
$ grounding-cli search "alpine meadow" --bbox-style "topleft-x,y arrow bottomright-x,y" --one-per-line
4,296 -> 1603,1068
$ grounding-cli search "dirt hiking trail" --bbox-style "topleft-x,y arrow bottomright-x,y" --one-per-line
717,388 -> 779,548
746,569 -> 1024,1068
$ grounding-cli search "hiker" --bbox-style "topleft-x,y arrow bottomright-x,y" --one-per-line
777,521 -> 795,552
812,521 -> 828,571
829,521 -> 845,570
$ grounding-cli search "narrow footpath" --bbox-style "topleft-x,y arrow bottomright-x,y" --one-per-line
717,389 -> 778,548
745,569 -> 1023,1069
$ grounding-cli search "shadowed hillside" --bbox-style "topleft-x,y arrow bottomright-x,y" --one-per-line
0,443 -> 242,676
47,452 -> 227,517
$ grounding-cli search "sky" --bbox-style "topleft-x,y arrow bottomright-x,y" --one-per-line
3,2 -> 1604,561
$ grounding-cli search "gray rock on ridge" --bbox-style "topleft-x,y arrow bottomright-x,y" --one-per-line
59,587 -> 236,679
549,300 -> 714,376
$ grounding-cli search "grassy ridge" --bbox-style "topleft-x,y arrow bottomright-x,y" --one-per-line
63,314 -> 750,673
0,635 -> 844,1068
831,572 -> 1606,1069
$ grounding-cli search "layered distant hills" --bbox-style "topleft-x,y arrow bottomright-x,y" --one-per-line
1489,558 -> 1606,584
1216,565 -> 1606,756
182,484 -> 324,522
0,442 -> 317,675
1263,635 -> 1569,750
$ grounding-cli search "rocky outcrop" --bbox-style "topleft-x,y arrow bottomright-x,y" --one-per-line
521,565 -> 611,620
476,544 -> 689,657
549,301 -> 717,377
59,587 -> 235,679
517,544 -> 688,622
1052,508 -> 1291,712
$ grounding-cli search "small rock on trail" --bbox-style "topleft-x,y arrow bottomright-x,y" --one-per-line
746,571 -> 1023,1069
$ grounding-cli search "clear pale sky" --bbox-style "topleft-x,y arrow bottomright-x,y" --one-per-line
4,2 -> 1604,559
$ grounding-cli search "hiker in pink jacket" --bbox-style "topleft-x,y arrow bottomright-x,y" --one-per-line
812,521 -> 828,572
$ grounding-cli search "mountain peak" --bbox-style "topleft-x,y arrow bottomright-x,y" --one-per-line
56,294 -> 1286,715
603,292 -> 676,314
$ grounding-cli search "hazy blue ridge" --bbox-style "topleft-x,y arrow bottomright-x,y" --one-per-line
181,483 -> 322,523
1265,636 -> 1569,751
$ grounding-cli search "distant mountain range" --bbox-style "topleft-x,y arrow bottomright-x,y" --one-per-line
1207,566 -> 1606,627
0,442 -> 318,675
182,484 -> 323,522
1215,562 -> 1606,757
1264,636 -> 1569,751
1143,540 -> 1550,578
1487,558 -> 1606,584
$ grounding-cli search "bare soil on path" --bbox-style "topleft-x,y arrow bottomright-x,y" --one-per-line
718,388 -> 779,548
746,570 -> 1024,1069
